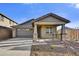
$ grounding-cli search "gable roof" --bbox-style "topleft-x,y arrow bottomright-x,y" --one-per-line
35,13 -> 70,23
0,13 -> 18,24
12,13 -> 70,28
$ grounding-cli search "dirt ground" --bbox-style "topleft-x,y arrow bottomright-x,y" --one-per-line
31,44 -> 78,56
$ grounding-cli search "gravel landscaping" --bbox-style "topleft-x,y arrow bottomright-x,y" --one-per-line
31,41 -> 79,56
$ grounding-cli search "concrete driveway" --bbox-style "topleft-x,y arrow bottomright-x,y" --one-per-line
0,38 -> 33,56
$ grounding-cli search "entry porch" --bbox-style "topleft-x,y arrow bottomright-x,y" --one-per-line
33,22 -> 65,41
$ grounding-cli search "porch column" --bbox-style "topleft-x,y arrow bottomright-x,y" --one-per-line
61,24 -> 65,41
33,24 -> 38,40
12,28 -> 16,38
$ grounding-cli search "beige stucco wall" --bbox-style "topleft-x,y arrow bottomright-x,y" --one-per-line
0,16 -> 17,28
40,25 -> 57,39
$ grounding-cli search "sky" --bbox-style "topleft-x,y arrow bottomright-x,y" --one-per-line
0,3 -> 79,28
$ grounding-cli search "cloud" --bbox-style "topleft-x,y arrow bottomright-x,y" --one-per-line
71,3 -> 79,8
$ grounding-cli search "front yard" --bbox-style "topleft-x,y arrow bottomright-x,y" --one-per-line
31,40 -> 79,56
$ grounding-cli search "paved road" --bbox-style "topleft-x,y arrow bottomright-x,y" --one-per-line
0,38 -> 33,56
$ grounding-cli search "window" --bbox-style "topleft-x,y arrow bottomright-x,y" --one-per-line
46,27 -> 52,34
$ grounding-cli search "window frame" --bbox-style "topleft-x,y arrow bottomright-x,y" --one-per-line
46,27 -> 53,34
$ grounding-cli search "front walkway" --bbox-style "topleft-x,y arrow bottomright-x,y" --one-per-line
0,38 -> 33,56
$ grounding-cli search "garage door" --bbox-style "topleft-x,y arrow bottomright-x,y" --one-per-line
16,29 -> 33,38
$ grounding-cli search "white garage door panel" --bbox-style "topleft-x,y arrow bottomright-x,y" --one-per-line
16,29 -> 33,38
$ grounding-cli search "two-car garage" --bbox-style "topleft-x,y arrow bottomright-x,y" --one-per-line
16,28 -> 33,38
12,19 -> 34,38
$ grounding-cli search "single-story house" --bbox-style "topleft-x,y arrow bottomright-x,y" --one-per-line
12,13 -> 70,41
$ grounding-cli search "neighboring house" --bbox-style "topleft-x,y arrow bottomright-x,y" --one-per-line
57,27 -> 79,41
0,13 -> 17,28
65,27 -> 79,41
12,13 -> 70,41
0,13 -> 17,40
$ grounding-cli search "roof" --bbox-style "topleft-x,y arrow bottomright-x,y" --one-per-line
0,13 -> 18,24
18,19 -> 35,25
64,27 -> 74,30
65,27 -> 79,30
12,13 -> 70,27
0,26 -> 11,29
35,13 -> 70,23
12,19 -> 34,28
